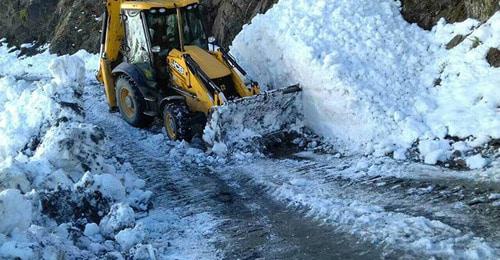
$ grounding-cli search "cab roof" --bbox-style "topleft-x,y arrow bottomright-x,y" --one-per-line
121,0 -> 199,10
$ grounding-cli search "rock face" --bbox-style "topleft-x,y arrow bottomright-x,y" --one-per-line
201,0 -> 278,48
0,0 -> 497,54
0,0 -> 277,55
486,48 -> 500,68
400,0 -> 499,29
0,0 -> 102,55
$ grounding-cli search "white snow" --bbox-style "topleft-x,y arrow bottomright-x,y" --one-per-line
99,203 -> 136,238
466,155 -> 488,170
231,0 -> 500,165
0,43 -> 151,258
418,140 -> 451,165
427,14 -> 500,145
0,189 -> 32,235
49,55 -> 86,85
115,225 -> 145,251
0,1 -> 498,257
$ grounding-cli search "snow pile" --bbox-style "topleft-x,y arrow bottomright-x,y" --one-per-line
0,40 -> 97,81
0,48 -> 152,258
231,0 -> 437,154
231,0 -> 499,167
418,14 -> 500,167
429,15 -> 499,140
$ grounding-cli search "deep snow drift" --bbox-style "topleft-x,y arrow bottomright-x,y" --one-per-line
231,0 -> 500,167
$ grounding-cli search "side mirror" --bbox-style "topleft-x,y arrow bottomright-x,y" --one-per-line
208,36 -> 218,52
152,46 -> 161,53
208,36 -> 217,44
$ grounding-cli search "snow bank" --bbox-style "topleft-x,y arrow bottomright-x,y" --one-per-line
0,47 -> 152,258
232,0 -> 437,154
0,42 -> 98,81
426,14 -> 500,145
231,0 -> 499,167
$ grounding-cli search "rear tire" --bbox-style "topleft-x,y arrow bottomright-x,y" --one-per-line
115,75 -> 153,128
162,103 -> 193,141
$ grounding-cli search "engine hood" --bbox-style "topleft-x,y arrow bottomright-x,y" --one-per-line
184,45 -> 231,79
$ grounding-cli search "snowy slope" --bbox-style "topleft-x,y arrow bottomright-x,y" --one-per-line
231,0 -> 500,166
426,14 -> 500,150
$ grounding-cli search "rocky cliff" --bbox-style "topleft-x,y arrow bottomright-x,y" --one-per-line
0,0 -> 278,55
0,0 -> 498,55
401,0 -> 499,29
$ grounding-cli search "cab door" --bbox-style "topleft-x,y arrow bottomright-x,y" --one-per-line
122,9 -> 155,81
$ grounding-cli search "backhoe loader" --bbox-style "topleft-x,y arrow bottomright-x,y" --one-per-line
97,0 -> 300,141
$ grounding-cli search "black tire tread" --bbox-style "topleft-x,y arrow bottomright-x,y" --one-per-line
115,75 -> 153,128
163,103 -> 193,141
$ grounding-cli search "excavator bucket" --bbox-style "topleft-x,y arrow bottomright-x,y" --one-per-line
203,85 -> 303,153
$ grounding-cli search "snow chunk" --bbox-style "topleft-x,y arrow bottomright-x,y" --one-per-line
466,155 -> 488,170
211,142 -> 228,156
418,140 -> 451,165
84,223 -> 103,242
48,55 -> 85,86
93,174 -> 126,201
0,159 -> 31,192
115,225 -> 145,250
0,189 -> 32,235
0,240 -> 34,259
75,172 -> 127,201
100,203 -> 136,238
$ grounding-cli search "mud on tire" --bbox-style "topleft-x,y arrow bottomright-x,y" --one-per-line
162,102 -> 193,141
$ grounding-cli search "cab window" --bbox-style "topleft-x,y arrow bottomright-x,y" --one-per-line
146,9 -> 180,51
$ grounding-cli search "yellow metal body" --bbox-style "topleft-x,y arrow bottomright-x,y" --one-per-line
121,0 -> 199,10
97,0 -> 260,114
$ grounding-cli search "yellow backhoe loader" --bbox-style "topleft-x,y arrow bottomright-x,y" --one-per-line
97,0 -> 300,141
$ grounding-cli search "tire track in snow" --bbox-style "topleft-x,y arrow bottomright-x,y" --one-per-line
285,155 -> 500,243
83,85 -> 222,259
219,157 -> 500,258
83,82 -> 387,259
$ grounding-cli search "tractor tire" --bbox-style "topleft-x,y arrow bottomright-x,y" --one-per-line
115,75 -> 153,128
162,103 -> 193,141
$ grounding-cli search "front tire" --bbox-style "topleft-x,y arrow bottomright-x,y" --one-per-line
162,103 -> 192,141
115,75 -> 153,127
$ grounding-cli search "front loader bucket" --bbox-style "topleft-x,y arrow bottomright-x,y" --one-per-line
203,85 -> 303,154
